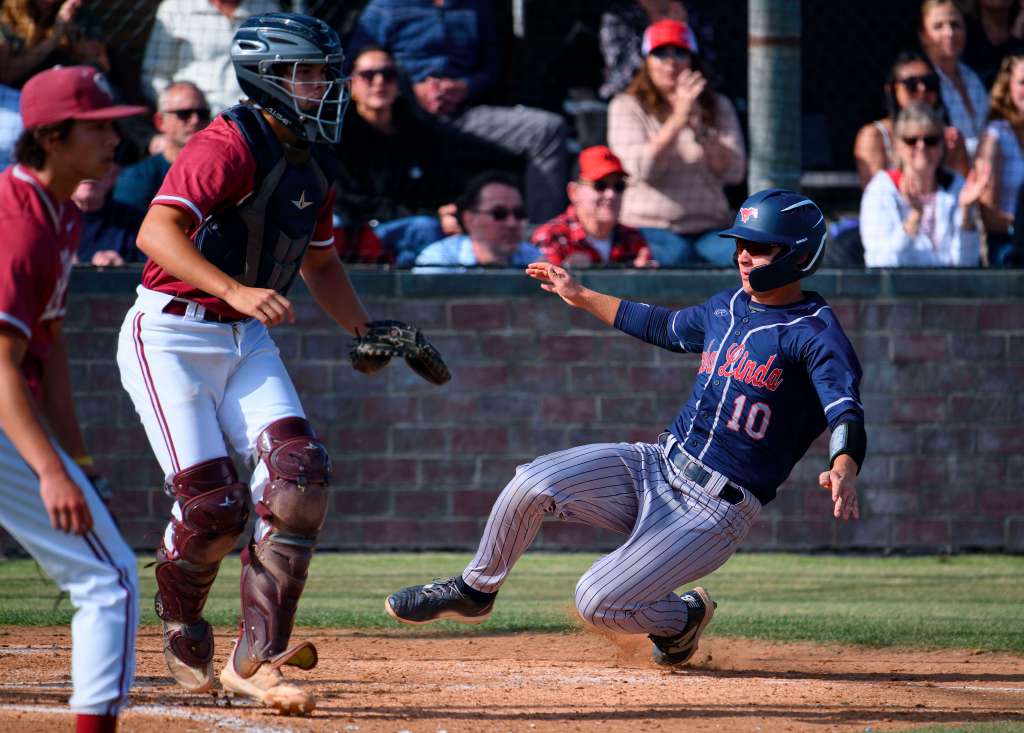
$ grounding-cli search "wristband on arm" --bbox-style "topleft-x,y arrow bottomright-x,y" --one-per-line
829,421 -> 866,473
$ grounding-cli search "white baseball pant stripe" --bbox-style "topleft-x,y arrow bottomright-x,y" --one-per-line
462,438 -> 760,637
116,287 -> 307,543
0,430 -> 138,714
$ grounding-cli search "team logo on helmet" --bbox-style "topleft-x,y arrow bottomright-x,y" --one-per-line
92,72 -> 113,101
739,207 -> 758,223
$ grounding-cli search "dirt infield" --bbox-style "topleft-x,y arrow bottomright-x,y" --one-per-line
1,626 -> 1022,732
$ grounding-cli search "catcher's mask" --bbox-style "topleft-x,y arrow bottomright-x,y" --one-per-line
231,12 -> 349,144
718,188 -> 827,292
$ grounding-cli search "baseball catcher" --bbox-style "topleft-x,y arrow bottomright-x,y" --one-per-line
350,320 -> 451,385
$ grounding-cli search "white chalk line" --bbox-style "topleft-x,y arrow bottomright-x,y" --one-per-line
0,702 -> 295,732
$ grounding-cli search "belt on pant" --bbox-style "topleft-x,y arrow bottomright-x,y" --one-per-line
162,299 -> 246,323
666,443 -> 747,506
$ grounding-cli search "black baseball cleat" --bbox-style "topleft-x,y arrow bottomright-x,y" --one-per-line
649,586 -> 717,667
385,576 -> 494,625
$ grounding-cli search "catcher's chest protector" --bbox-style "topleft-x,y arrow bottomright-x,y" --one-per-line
194,104 -> 334,296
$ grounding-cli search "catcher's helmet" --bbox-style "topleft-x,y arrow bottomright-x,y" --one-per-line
231,12 -> 348,144
718,188 -> 827,292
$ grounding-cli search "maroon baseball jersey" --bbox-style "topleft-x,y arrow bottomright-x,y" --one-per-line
141,114 -> 336,318
0,165 -> 81,399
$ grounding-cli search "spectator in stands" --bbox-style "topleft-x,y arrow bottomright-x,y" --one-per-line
963,0 -> 1024,88
414,171 -> 541,271
112,81 -> 209,218
607,19 -> 745,268
976,54 -> 1024,266
0,0 -> 108,88
531,145 -> 652,268
348,0 -> 569,226
1013,180 -> 1024,265
334,46 -> 459,267
919,0 -> 990,157
72,164 -> 145,266
860,103 -> 989,267
599,0 -> 704,101
0,84 -> 20,169
854,51 -> 970,189
141,0 -> 281,114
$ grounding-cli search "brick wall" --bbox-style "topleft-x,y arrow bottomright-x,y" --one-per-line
13,267 -> 1024,555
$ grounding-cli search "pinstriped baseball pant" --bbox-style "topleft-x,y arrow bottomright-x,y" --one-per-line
462,437 -> 761,637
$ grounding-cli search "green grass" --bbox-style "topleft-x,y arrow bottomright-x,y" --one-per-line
1,552 -> 1022,654
893,723 -> 1024,733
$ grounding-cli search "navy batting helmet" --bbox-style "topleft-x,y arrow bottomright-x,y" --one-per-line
718,189 -> 827,292
231,12 -> 348,144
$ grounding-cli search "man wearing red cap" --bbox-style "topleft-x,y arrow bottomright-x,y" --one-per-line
531,145 -> 652,268
0,66 -> 146,733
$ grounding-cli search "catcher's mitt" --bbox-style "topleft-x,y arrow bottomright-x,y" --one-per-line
349,320 -> 451,385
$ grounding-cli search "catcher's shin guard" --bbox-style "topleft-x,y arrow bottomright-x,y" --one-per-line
155,457 -> 250,624
234,418 -> 330,678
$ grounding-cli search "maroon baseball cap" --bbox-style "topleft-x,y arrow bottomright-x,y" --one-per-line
578,145 -> 627,182
20,66 -> 148,129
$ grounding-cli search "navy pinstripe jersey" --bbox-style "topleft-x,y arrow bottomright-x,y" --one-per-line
615,287 -> 864,503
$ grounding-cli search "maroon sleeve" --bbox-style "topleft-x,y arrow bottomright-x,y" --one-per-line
0,216 -> 46,340
151,118 -> 257,233
310,185 -> 336,248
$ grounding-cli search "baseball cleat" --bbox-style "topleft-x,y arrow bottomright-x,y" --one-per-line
219,639 -> 316,715
385,576 -> 494,625
159,617 -> 216,693
649,586 -> 717,667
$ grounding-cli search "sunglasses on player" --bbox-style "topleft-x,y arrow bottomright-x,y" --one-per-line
896,73 -> 940,92
901,134 -> 941,148
354,66 -> 398,84
165,107 -> 211,123
581,178 -> 627,194
474,206 -> 527,222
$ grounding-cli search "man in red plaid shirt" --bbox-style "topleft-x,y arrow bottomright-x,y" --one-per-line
531,145 -> 653,268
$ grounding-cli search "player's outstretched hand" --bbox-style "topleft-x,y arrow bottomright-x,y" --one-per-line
222,284 -> 295,327
818,463 -> 859,521
526,262 -> 584,306
40,472 -> 93,535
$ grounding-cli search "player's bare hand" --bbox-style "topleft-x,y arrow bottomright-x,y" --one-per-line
818,465 -> 860,521
526,261 -> 584,305
40,471 -> 93,535
223,284 -> 294,327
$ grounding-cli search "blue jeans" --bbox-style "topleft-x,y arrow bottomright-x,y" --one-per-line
373,216 -> 444,268
639,227 -> 734,267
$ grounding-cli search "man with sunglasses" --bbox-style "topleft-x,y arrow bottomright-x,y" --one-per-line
532,145 -> 652,268
413,171 -> 541,271
113,82 -> 211,219
387,189 -> 865,673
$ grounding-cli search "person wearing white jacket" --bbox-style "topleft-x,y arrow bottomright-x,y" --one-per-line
861,102 -> 989,267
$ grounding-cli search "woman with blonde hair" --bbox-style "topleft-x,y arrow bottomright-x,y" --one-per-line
975,54 -> 1024,266
607,18 -> 745,267
918,0 -> 989,157
860,102 -> 989,267
0,0 -> 108,88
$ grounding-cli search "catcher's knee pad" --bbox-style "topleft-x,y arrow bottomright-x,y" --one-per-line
155,457 -> 250,624
254,417 -> 331,537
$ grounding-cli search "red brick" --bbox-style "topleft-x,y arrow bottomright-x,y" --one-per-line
892,333 -> 947,363
540,396 -> 597,423
949,333 -> 1006,361
892,458 -> 947,487
478,394 -> 536,420
451,302 -> 506,330
890,396 -> 946,423
861,488 -> 919,515
507,364 -> 568,392
775,520 -> 836,548
948,396 -> 1011,424
362,395 -> 417,422
111,489 -> 152,517
510,301 -> 572,330
393,490 -> 450,517
950,520 -> 1005,549
570,366 -> 633,393
599,334 -> 654,363
979,301 -> 1024,330
850,334 -> 891,362
87,298 -> 133,328
629,365 -> 694,393
481,333 -> 536,360
362,459 -> 417,487
288,362 -> 332,392
537,522 -> 603,549
922,303 -> 979,330
829,302 -> 858,329
362,519 -> 419,545
452,490 -> 498,517
860,302 -> 920,330
419,394 -> 480,422
420,459 -> 478,487
540,334 -> 598,362
373,301 -> 446,330
331,427 -> 386,454
837,518 -> 892,548
893,519 -> 949,548
290,299 -> 333,327
333,489 -> 391,515
89,425 -> 153,455
803,486 -> 837,515
600,396 -> 655,424
978,429 -> 1024,454
452,426 -> 507,454
65,331 -> 119,360
428,333 -> 481,361
979,489 -> 1020,516
85,364 -> 125,391
393,427 -> 444,454
479,457 -> 526,486
416,520 -> 484,547
1008,518 -> 1024,550
450,364 -> 508,390
742,519 -> 775,547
